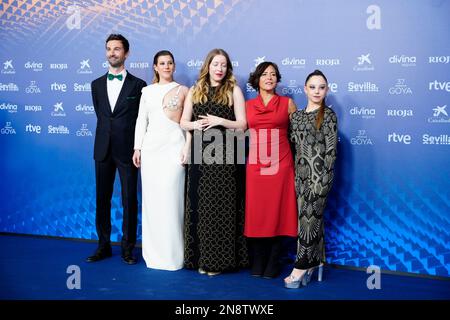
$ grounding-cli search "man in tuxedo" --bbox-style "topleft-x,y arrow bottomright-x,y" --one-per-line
87,34 -> 146,265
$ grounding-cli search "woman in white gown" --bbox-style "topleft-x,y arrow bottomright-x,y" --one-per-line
133,50 -> 189,270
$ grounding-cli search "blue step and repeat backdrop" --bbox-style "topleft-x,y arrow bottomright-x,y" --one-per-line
0,0 -> 449,277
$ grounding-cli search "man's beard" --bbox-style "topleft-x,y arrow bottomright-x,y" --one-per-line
108,57 -> 123,68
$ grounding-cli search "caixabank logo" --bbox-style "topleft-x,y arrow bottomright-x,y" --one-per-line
2,60 -> 15,74
77,59 -> 92,74
51,102 -> 66,117
428,105 -> 449,124
353,54 -> 374,72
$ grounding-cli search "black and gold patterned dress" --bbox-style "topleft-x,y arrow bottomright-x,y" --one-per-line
184,87 -> 249,272
289,106 -> 338,269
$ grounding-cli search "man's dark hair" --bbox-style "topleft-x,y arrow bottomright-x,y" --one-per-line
105,34 -> 130,53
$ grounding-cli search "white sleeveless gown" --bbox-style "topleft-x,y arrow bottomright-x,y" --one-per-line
134,82 -> 185,270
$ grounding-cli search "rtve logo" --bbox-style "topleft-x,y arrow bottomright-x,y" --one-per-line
388,133 -> 411,144
25,124 -> 41,134
428,80 -> 450,92
51,82 -> 67,92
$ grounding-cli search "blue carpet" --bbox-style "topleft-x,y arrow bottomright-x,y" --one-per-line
1,234 -> 449,300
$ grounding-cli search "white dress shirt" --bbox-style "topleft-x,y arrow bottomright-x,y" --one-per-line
107,69 -> 127,112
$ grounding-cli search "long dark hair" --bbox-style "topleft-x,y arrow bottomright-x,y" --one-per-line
305,69 -> 328,129
152,50 -> 175,83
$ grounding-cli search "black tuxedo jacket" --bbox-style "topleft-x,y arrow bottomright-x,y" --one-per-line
91,72 -> 147,163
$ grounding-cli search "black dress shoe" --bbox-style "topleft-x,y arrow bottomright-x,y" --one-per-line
122,254 -> 137,265
86,249 -> 112,263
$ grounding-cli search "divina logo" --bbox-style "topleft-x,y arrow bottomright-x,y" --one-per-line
389,79 -> 412,95
0,102 -> 18,113
389,55 -> 416,67
24,61 -> 44,72
348,82 -> 379,93
388,132 -> 411,144
75,104 -> 94,115
281,57 -> 306,68
77,59 -> 92,74
386,109 -> 413,117
48,125 -> 69,134
76,123 -> 93,136
423,134 -> 450,145
428,80 -> 450,92
428,105 -> 450,123
1,122 -> 16,135
428,56 -> 450,64
25,81 -> 41,94
353,54 -> 374,72
2,60 -> 15,74
281,80 -> 302,95
351,130 -> 373,145
349,107 -> 375,119
187,59 -> 203,68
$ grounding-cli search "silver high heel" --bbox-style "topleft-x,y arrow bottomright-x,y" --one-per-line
302,264 -> 324,286
284,271 -> 307,289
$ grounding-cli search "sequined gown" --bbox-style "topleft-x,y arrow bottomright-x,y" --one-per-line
289,107 -> 337,269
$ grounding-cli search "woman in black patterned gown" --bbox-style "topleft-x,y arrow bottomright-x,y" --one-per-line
180,48 -> 249,276
285,70 -> 338,288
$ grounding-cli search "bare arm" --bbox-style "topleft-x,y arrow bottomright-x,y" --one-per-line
288,98 -> 297,117
180,87 -> 208,131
